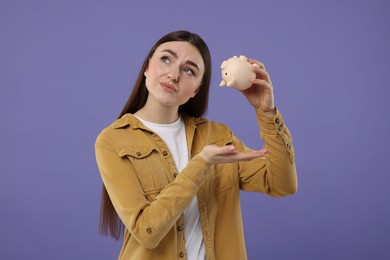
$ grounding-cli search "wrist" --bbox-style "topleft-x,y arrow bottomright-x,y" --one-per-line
198,150 -> 212,165
256,107 -> 276,116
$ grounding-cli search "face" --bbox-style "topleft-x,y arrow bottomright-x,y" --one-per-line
144,41 -> 205,109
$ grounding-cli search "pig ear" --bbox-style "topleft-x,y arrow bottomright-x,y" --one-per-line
239,55 -> 248,60
221,61 -> 227,69
219,80 -> 226,87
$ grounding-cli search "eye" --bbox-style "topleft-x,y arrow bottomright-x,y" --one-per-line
161,56 -> 170,64
184,68 -> 195,76
225,72 -> 228,75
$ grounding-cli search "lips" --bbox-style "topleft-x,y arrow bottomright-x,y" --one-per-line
160,82 -> 177,93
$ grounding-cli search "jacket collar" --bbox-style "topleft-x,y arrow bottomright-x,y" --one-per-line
111,114 -> 144,130
111,113 -> 209,130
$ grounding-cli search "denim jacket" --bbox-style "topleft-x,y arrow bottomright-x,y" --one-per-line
95,108 -> 297,260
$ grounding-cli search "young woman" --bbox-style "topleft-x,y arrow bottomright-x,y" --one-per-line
95,30 -> 297,260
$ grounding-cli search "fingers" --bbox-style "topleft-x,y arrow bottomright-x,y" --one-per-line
214,145 -> 268,162
251,78 -> 273,90
248,58 -> 272,85
199,144 -> 268,165
248,58 -> 265,69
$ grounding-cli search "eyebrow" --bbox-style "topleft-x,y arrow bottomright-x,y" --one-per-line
161,49 -> 200,71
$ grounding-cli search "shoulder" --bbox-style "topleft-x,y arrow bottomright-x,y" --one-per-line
186,114 -> 229,128
95,114 -> 153,152
184,114 -> 232,140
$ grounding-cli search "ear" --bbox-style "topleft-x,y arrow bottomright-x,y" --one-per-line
144,62 -> 150,77
192,85 -> 200,98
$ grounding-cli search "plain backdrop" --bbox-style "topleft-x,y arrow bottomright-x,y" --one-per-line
1,0 -> 389,259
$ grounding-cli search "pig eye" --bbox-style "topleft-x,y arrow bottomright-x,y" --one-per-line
225,73 -> 227,75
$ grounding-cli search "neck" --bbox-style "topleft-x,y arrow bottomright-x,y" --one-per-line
135,100 -> 179,124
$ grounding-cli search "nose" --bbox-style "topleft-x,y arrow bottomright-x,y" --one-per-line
167,67 -> 180,82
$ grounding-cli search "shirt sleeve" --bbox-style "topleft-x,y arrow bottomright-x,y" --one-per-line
95,138 -> 210,249
236,108 -> 298,197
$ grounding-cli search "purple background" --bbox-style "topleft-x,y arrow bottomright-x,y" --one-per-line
1,0 -> 389,259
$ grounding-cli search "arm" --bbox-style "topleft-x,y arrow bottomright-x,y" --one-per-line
237,108 -> 297,197
95,140 -> 210,249
231,58 -> 297,196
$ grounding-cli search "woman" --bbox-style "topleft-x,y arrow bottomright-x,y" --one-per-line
95,30 -> 297,260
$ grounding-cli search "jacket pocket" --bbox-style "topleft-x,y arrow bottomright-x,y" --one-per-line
209,138 -> 239,194
118,146 -> 169,194
212,164 -> 239,194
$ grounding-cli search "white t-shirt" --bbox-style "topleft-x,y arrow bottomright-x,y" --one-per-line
135,115 -> 206,260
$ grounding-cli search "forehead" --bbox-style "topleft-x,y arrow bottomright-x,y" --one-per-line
155,41 -> 204,67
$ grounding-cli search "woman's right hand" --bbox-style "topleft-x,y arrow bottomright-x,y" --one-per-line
198,144 -> 268,165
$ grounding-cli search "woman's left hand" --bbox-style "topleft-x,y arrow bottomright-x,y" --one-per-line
241,58 -> 275,115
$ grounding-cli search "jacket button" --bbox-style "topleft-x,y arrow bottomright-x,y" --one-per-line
278,125 -> 283,131
173,173 -> 178,178
275,118 -> 280,125
179,251 -> 184,258
146,227 -> 152,234
163,151 -> 168,156
136,152 -> 141,156
177,225 -> 183,232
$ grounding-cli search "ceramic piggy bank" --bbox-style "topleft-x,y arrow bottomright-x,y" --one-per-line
219,55 -> 258,90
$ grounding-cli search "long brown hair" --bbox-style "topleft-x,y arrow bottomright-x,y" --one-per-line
99,30 -> 212,239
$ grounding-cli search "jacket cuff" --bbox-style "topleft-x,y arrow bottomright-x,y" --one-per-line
256,107 -> 284,134
181,155 -> 211,187
256,107 -> 295,163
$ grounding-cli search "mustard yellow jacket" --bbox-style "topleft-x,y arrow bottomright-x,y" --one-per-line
95,109 -> 297,260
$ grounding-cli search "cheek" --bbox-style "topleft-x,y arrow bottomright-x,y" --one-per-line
194,78 -> 203,91
144,60 -> 161,78
185,82 -> 201,97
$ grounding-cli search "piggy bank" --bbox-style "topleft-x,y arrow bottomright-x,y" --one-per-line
219,55 -> 258,90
